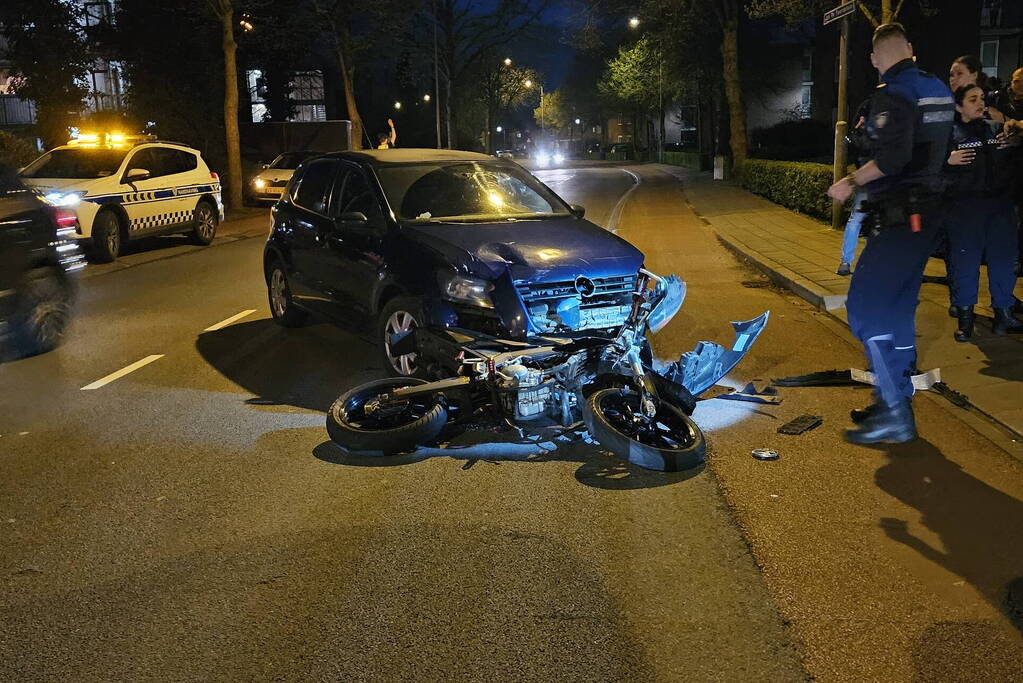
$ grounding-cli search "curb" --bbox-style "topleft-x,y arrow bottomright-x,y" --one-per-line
667,171 -> 1023,447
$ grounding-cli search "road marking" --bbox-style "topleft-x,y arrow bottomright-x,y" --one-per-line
204,309 -> 257,332
606,169 -> 641,233
81,355 -> 165,391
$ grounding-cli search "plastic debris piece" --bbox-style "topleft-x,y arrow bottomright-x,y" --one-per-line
718,392 -> 783,405
771,369 -> 859,387
777,414 -> 823,435
751,448 -> 779,461
931,381 -> 970,408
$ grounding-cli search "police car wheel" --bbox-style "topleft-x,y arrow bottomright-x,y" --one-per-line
190,201 -> 218,246
90,211 -> 121,263
267,262 -> 307,328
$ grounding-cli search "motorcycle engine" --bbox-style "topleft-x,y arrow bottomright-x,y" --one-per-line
495,363 -> 551,421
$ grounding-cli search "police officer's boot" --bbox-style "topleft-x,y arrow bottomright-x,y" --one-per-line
953,306 -> 974,343
993,307 -> 1023,335
845,400 -> 917,445
850,402 -> 882,424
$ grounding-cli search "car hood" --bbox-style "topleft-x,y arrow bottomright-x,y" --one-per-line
254,169 -> 295,183
21,177 -> 107,195
404,217 -> 644,282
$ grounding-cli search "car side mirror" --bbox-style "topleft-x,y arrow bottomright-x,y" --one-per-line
336,211 -> 375,235
570,204 -> 585,219
124,168 -> 151,183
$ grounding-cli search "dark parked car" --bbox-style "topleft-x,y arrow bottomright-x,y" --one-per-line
0,166 -> 84,360
263,149 -> 644,376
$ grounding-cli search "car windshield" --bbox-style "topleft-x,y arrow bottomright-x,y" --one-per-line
270,152 -> 314,169
375,161 -> 571,223
21,148 -> 130,179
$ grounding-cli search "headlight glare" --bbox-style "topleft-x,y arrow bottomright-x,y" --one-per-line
43,191 -> 83,207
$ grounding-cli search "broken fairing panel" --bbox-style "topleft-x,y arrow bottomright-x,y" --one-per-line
662,312 -> 770,397
646,274 -> 686,334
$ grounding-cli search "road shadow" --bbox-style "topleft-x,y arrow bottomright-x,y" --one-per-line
970,328 -> 1023,383
196,318 -> 380,412
870,438 -> 1023,641
312,424 -> 705,491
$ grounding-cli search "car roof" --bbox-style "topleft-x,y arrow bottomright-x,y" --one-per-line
321,148 -> 496,166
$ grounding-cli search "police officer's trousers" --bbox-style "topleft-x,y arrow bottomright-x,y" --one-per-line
846,214 -> 940,405
946,197 -> 1019,309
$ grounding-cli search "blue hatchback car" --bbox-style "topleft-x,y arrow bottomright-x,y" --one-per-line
263,149 -> 645,376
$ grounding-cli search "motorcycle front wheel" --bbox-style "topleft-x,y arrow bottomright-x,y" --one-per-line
327,377 -> 448,455
583,388 -> 706,472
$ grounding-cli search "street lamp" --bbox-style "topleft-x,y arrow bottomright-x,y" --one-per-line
503,57 -> 512,66
628,16 -> 640,28
574,118 -> 581,125
423,94 -> 431,102
496,126 -> 503,132
394,101 -> 402,110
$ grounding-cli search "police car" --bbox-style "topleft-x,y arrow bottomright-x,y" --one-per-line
20,133 -> 223,263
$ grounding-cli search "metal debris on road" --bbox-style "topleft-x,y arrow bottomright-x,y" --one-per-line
751,448 -> 779,461
777,414 -> 823,435
931,381 -> 970,408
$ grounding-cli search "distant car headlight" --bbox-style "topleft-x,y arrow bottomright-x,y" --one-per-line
438,272 -> 494,308
253,178 -> 267,190
43,191 -> 83,207
535,153 -> 550,167
553,153 -> 565,164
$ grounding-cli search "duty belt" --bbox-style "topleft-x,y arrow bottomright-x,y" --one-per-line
861,192 -> 941,234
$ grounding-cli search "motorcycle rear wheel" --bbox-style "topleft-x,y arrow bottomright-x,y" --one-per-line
327,377 -> 448,454
583,388 -> 705,472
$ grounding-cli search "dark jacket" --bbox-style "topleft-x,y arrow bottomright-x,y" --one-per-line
864,59 -> 955,200
944,117 -> 1020,200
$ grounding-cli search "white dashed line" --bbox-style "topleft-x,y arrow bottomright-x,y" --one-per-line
81,355 -> 165,391
204,309 -> 257,332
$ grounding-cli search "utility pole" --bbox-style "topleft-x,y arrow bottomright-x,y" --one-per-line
824,2 -> 855,230
432,0 -> 441,148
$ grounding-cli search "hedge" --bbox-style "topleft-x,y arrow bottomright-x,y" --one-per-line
0,130 -> 39,170
735,158 -> 836,223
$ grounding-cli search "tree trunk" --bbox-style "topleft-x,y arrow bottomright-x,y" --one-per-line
336,47 -> 364,150
220,11 -> 243,210
720,20 -> 747,167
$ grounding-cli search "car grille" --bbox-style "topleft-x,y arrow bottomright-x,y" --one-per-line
515,274 -> 637,333
514,274 -> 636,302
269,179 -> 288,187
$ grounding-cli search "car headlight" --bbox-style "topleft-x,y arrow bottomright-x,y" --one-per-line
535,153 -> 550,167
43,191 -> 84,207
253,178 -> 266,190
553,153 -> 565,164
438,272 -> 494,308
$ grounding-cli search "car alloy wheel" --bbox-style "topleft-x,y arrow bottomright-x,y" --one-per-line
270,268 -> 288,319
196,205 -> 216,241
384,309 -> 419,375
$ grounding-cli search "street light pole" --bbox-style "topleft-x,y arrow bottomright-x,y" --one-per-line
831,15 -> 850,230
432,0 -> 441,148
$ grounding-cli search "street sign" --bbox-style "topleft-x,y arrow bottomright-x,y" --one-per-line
823,2 -> 855,25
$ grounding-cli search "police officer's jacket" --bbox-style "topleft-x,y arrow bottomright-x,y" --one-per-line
865,58 -> 955,201
945,117 -> 1020,200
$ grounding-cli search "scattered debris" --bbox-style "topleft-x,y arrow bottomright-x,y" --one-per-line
741,280 -> 770,289
931,381 -> 970,408
772,370 -> 860,387
851,367 -> 941,391
777,414 -> 823,435
751,448 -> 779,461
716,379 -> 783,405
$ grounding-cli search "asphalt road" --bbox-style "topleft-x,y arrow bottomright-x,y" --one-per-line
2,163 -> 1021,681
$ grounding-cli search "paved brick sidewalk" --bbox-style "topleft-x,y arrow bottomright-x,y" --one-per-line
654,164 -> 1023,441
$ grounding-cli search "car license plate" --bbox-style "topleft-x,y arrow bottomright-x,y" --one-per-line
265,187 -> 282,195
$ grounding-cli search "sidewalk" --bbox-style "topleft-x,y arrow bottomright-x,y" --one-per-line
654,164 -> 1023,440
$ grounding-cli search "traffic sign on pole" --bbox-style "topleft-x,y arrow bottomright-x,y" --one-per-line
823,2 -> 855,25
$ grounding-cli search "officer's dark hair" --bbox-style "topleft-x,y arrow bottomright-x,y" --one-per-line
953,55 -> 989,91
377,132 -> 389,144
953,83 -> 983,106
872,22 -> 908,48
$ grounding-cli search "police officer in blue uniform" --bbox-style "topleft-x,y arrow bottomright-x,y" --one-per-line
828,23 -> 955,444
